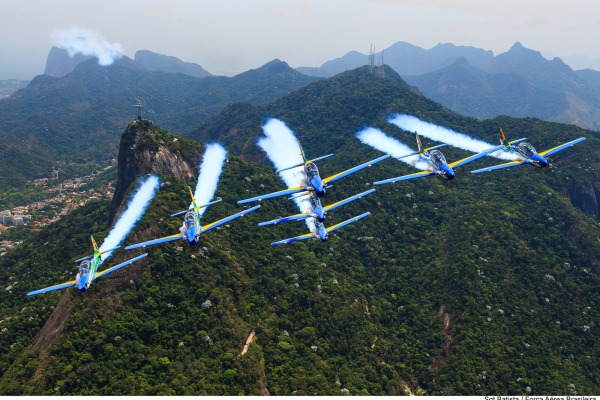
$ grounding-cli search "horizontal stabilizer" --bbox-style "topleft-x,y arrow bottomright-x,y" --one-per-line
276,154 -> 334,173
423,144 -> 446,152
509,138 -> 527,145
170,198 -> 223,217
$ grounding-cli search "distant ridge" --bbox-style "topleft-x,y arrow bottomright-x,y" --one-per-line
134,50 -> 213,78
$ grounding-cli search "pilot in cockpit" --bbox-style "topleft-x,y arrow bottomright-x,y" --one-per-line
305,163 -> 319,179
518,142 -> 536,156
430,150 -> 447,167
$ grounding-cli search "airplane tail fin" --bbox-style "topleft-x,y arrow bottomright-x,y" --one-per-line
416,132 -> 424,153
499,127 -> 508,146
91,236 -> 99,252
298,140 -> 307,163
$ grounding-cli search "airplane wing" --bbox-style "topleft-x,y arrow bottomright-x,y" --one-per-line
271,232 -> 316,246
27,280 -> 77,296
448,145 -> 507,169
326,212 -> 371,234
259,212 -> 309,226
323,154 -> 390,185
94,253 -> 148,280
124,233 -> 183,250
237,186 -> 305,204
373,170 -> 434,185
201,205 -> 261,233
323,189 -> 375,213
470,160 -> 526,174
539,137 -> 586,157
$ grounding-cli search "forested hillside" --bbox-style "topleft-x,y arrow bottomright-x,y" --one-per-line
0,66 -> 599,395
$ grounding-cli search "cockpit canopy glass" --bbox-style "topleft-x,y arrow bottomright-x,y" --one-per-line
430,150 -> 447,166
184,212 -> 196,228
79,259 -> 91,276
305,163 -> 319,179
518,142 -> 537,156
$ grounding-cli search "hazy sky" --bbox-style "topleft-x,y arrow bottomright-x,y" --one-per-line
2,0 -> 600,80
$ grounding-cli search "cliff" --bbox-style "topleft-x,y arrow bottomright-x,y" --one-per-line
108,118 -> 202,224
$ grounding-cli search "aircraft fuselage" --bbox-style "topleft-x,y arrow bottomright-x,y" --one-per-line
510,144 -> 548,168
305,162 -> 327,197
182,211 -> 201,246
315,221 -> 328,241
76,258 -> 98,292
422,150 -> 455,180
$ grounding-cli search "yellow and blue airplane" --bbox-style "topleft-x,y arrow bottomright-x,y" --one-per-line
259,188 -> 375,225
125,187 -> 260,250
470,128 -> 586,174
27,236 -> 148,296
238,141 -> 389,204
270,212 -> 371,245
374,132 -> 499,185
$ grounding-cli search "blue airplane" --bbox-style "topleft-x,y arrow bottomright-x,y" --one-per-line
259,188 -> 375,225
470,128 -> 586,174
270,212 -> 371,245
374,132 -> 500,185
238,141 -> 389,204
125,187 -> 260,250
27,236 -> 148,296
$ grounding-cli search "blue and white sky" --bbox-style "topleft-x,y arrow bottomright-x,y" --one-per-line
2,0 -> 600,80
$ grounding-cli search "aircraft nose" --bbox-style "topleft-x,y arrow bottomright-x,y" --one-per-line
444,166 -> 455,180
186,226 -> 198,245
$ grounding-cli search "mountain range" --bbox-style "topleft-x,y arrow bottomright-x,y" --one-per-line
0,65 -> 599,395
0,54 -> 317,192
300,41 -> 600,131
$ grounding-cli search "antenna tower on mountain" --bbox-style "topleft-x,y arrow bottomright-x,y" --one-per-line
377,49 -> 385,78
368,44 -> 376,73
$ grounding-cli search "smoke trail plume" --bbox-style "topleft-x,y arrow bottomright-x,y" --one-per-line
194,143 -> 227,218
100,175 -> 160,262
356,127 -> 430,170
388,114 -> 517,161
258,118 -> 316,233
53,27 -> 124,66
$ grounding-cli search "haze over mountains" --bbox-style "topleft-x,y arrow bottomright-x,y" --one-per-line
5,39 -> 600,134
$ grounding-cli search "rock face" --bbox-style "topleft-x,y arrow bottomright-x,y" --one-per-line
562,181 -> 600,217
44,46 -> 92,77
108,118 -> 201,224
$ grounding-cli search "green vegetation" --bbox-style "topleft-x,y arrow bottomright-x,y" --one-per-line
0,66 -> 599,395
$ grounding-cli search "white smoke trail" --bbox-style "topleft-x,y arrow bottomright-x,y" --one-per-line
99,175 -> 160,262
356,127 -> 430,171
258,118 -> 317,233
388,114 -> 518,161
52,27 -> 124,66
193,143 -> 227,219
